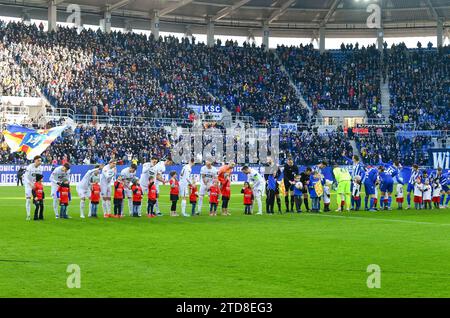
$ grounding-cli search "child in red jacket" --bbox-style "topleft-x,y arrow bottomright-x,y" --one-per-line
189,181 -> 198,216
209,180 -> 220,216
169,171 -> 179,216
90,176 -> 101,217
32,174 -> 45,220
113,176 -> 125,218
147,176 -> 158,218
241,182 -> 254,215
221,173 -> 231,216
131,179 -> 143,217
57,179 -> 71,219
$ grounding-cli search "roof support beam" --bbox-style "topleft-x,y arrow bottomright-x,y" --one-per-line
106,0 -> 130,12
159,0 -> 194,17
320,0 -> 341,27
268,0 -> 296,24
212,0 -> 252,21
424,0 -> 439,20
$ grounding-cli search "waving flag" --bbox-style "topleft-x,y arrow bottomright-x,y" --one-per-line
2,124 -> 68,160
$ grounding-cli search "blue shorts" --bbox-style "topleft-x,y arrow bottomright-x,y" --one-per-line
407,183 -> 415,193
364,182 -> 375,195
380,181 -> 393,193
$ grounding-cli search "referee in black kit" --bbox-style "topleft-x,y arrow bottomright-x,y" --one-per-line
283,157 -> 299,213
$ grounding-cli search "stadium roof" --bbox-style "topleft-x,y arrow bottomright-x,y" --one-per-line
1,0 -> 449,38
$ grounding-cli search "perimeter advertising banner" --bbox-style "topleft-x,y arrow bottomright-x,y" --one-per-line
428,149 -> 450,169
0,165 -> 446,186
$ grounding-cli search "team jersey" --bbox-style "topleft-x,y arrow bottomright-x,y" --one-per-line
90,183 -> 101,202
24,163 -> 43,187
148,183 -> 158,201
33,182 -> 45,200
343,156 -> 366,181
50,166 -> 70,185
113,181 -> 125,199
364,168 -> 378,184
247,169 -> 264,188
200,165 -> 218,184
152,161 -> 167,186
379,171 -> 393,184
169,179 -> 179,195
408,169 -> 421,185
413,182 -> 424,197
139,162 -> 153,185
433,183 -> 442,197
423,185 -> 432,201
396,184 -> 404,198
120,167 -> 136,186
131,185 -> 143,202
100,165 -> 116,185
58,185 -> 71,204
352,182 -> 361,198
180,164 -> 192,184
333,167 -> 351,183
79,168 -> 99,190
430,171 -> 448,186
242,188 -> 253,205
209,185 -> 220,204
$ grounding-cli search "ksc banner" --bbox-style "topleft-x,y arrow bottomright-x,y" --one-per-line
428,149 -> 450,169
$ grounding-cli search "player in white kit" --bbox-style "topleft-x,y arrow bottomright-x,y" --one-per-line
197,160 -> 218,215
120,163 -> 138,216
139,156 -> 171,216
49,163 -> 71,218
100,160 -> 117,217
76,165 -> 102,218
242,166 -> 265,215
179,158 -> 195,217
23,156 -> 44,220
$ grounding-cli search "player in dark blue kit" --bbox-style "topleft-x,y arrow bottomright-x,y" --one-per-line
378,166 -> 394,210
364,167 -> 378,211
431,167 -> 450,208
406,164 -> 421,209
378,156 -> 403,210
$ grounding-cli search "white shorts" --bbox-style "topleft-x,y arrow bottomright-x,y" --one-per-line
24,184 -> 33,198
199,182 -> 212,196
179,182 -> 189,197
100,182 -> 112,198
76,185 -> 90,199
141,183 -> 149,194
124,188 -> 132,198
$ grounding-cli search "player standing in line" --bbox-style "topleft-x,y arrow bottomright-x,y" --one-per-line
282,157 -> 299,213
300,167 -> 312,212
343,153 -> 366,210
218,161 -> 236,186
179,158 -> 195,217
76,165 -> 102,218
333,165 -> 352,212
377,166 -> 394,210
50,163 -> 71,218
197,160 -> 218,215
406,164 -> 421,209
242,166 -> 265,215
120,163 -> 138,216
431,167 -> 449,208
100,159 -> 117,218
24,155 -> 44,220
363,166 -> 378,211
264,157 -> 282,213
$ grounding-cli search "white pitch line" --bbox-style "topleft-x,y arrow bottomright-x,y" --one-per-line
304,213 -> 450,227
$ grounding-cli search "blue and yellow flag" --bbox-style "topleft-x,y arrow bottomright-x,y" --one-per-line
2,124 -> 68,160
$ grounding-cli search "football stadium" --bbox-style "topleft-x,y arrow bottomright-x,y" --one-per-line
0,0 -> 449,303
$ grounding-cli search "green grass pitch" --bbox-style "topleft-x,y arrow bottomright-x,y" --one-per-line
0,184 -> 449,298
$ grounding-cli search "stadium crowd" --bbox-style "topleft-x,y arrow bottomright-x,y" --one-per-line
277,43 -> 382,118
386,43 -> 449,130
